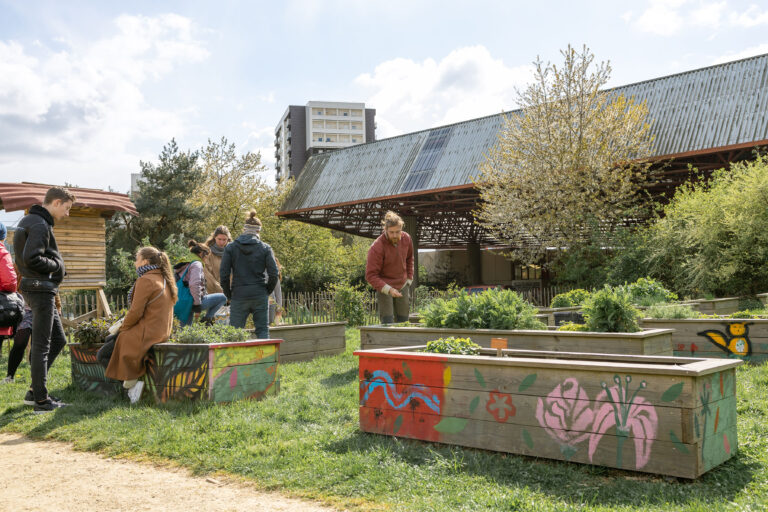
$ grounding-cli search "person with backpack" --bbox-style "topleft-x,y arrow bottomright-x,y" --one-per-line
0,221 -> 22,349
96,246 -> 177,403
220,211 -> 278,338
13,186 -> 74,413
173,240 -> 227,326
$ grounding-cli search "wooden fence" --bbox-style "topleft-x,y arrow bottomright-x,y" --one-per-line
58,284 -> 572,323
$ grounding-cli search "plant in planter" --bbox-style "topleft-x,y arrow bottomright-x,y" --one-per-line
582,286 -> 642,333
169,323 -> 251,344
550,289 -> 591,308
421,288 -> 546,330
68,315 -> 123,395
645,304 -> 702,319
71,317 -> 111,345
622,277 -> 677,307
424,337 -> 481,355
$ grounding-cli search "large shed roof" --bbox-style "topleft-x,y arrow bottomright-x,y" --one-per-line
279,53 -> 768,247
0,182 -> 137,216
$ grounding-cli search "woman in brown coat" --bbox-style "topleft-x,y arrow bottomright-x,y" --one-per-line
99,246 -> 177,402
203,225 -> 232,293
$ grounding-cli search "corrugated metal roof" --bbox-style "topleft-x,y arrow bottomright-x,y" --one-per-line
0,182 -> 137,215
281,53 -> 768,213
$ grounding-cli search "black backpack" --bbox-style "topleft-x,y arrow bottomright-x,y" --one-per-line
0,291 -> 25,329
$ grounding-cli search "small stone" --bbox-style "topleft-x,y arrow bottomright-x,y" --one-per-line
206,477 -> 220,485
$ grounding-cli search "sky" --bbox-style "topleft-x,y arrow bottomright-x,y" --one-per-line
1,0 -> 767,227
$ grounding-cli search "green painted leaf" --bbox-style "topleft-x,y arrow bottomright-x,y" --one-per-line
474,368 -> 486,388
522,429 -> 534,449
661,382 -> 684,402
402,362 -> 412,381
393,414 -> 404,434
518,373 -> 537,392
469,396 -> 480,414
670,431 -> 689,454
694,415 -> 700,438
434,417 -> 469,434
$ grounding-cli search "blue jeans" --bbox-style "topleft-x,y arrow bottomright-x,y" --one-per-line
230,297 -> 269,339
182,293 -> 227,326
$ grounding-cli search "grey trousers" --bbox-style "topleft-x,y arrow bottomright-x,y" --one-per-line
377,283 -> 410,324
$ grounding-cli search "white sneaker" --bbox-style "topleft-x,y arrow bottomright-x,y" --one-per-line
127,381 -> 144,404
1,376 -> 14,384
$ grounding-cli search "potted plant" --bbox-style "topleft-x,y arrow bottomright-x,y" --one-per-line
68,316 -> 122,395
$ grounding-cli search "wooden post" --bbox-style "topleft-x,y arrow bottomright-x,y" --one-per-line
96,288 -> 112,318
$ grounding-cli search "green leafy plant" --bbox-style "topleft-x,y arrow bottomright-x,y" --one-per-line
287,305 -> 313,325
726,309 -> 768,319
582,286 -> 642,333
423,337 -> 481,355
72,317 -> 112,345
170,323 -> 251,344
738,297 -> 764,311
420,288 -> 546,330
621,277 -> 678,306
550,289 -> 591,308
645,304 -> 702,319
332,283 -> 367,326
556,322 -> 590,331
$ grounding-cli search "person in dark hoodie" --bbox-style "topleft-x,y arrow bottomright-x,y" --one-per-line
220,211 -> 278,338
13,186 -> 75,413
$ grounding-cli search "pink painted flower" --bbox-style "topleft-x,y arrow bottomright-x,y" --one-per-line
536,378 -> 595,447
588,375 -> 658,470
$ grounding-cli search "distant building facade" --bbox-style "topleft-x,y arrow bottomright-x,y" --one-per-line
274,101 -> 376,181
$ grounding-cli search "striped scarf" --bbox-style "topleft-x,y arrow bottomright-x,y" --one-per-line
127,264 -> 160,304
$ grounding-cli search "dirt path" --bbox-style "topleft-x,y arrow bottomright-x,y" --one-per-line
0,433 -> 341,512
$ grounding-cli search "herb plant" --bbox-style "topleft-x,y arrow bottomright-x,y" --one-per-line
421,288 -> 546,330
423,337 -> 481,355
582,286 -> 642,333
550,289 -> 591,308
170,323 -> 251,344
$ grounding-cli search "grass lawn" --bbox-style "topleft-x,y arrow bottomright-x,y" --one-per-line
1,329 -> 767,511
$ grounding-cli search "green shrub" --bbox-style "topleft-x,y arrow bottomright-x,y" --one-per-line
423,337 -> 481,355
72,317 -> 112,345
622,277 -> 677,306
420,288 -> 546,330
645,304 -> 702,319
556,322 -> 590,331
332,283 -> 367,326
726,309 -> 768,319
582,286 -> 642,333
170,323 -> 251,344
550,289 -> 591,308
738,297 -> 764,311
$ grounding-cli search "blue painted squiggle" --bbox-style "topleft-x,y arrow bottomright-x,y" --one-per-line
361,370 -> 441,414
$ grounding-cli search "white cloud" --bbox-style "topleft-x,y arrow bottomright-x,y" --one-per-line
0,13 -> 208,192
633,0 -> 688,35
728,4 -> 768,26
712,43 -> 768,63
691,1 -> 727,27
627,0 -> 768,34
354,45 -> 533,138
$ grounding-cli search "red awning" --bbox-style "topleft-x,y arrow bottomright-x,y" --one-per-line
0,182 -> 137,216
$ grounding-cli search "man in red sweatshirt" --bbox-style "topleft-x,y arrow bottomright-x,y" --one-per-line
365,211 -> 414,324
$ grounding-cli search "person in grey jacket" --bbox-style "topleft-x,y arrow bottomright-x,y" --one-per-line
220,211 -> 278,338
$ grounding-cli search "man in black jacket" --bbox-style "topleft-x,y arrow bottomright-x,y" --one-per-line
220,211 -> 278,338
14,186 -> 75,413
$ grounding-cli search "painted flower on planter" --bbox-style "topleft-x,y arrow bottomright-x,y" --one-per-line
486,390 -> 516,422
588,375 -> 658,470
536,378 -> 595,457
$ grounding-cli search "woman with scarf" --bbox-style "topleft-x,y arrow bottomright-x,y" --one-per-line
97,246 -> 177,403
203,225 -> 232,293
220,211 -> 278,338
173,240 -> 227,326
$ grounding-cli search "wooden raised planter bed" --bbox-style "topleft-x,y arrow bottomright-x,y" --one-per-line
359,325 -> 673,356
641,318 -> 768,363
688,297 -> 740,315
535,306 -> 584,326
355,346 -> 741,478
69,338 -> 282,403
269,322 -> 346,363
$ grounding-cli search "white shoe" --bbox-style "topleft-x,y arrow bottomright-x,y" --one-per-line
122,378 -> 139,389
1,376 -> 14,384
127,381 -> 144,404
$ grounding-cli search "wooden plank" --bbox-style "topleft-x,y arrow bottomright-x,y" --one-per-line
359,406 -> 716,478
357,357 -> 737,408
279,336 -> 345,356
281,347 -> 345,363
